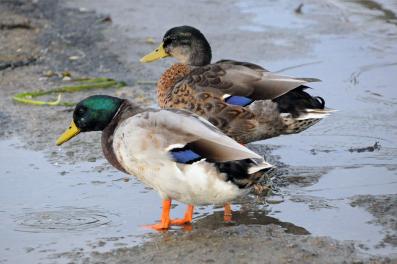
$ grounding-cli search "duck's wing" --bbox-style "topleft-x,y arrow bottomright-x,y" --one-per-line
138,109 -> 262,163
183,61 -> 320,102
215,59 -> 269,72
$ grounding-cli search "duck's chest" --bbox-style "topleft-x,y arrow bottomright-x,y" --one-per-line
157,64 -> 194,108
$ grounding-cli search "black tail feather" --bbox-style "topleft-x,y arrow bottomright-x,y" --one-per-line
214,159 -> 270,189
273,86 -> 325,117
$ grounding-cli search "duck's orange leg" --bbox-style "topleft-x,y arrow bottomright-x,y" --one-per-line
145,199 -> 171,230
170,205 -> 194,225
224,203 -> 233,222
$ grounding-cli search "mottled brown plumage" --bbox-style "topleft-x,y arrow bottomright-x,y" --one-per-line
156,62 -> 326,144
157,64 -> 191,108
142,26 -> 332,144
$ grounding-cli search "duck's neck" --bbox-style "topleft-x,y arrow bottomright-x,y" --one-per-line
188,36 -> 212,66
157,64 -> 191,108
101,100 -> 144,173
186,47 -> 211,66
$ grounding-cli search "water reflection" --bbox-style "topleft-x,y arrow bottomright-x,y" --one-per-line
192,210 -> 310,235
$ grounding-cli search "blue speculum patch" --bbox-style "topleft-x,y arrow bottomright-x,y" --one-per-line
224,95 -> 253,106
169,148 -> 202,164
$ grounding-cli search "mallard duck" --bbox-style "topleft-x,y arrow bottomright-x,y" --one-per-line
56,95 -> 272,230
140,25 -> 333,144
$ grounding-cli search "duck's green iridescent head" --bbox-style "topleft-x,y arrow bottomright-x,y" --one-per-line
140,25 -> 212,66
56,95 -> 123,146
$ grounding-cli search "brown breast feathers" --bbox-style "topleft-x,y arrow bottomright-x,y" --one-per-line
157,64 -> 190,108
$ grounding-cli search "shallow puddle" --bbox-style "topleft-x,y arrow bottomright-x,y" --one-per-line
1,139 -> 291,263
242,0 -> 397,255
269,165 -> 396,255
0,139 -> 190,263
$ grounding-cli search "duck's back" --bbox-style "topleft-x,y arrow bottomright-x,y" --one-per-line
157,61 -> 330,144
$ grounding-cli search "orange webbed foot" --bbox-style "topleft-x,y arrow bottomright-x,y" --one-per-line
144,199 -> 172,231
170,204 -> 194,225
170,218 -> 191,225
144,222 -> 170,231
142,201 -> 195,231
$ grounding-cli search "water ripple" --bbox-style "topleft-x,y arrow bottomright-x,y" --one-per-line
14,207 -> 111,233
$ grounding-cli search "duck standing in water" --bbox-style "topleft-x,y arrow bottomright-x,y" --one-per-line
140,25 -> 333,144
56,95 -> 272,230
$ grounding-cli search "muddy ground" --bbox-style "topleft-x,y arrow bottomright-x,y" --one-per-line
0,0 -> 396,263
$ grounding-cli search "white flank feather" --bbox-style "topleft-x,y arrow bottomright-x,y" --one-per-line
165,143 -> 186,152
295,108 -> 337,120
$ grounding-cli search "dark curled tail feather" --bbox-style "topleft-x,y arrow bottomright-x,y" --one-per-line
214,159 -> 271,189
274,86 -> 325,117
314,96 -> 325,108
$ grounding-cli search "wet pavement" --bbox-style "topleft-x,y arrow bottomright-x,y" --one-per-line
0,0 -> 396,263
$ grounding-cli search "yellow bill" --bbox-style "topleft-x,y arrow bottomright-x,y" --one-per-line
56,120 -> 81,146
140,43 -> 169,63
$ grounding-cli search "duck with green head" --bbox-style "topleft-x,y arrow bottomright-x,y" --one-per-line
56,95 -> 272,230
141,25 -> 333,144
